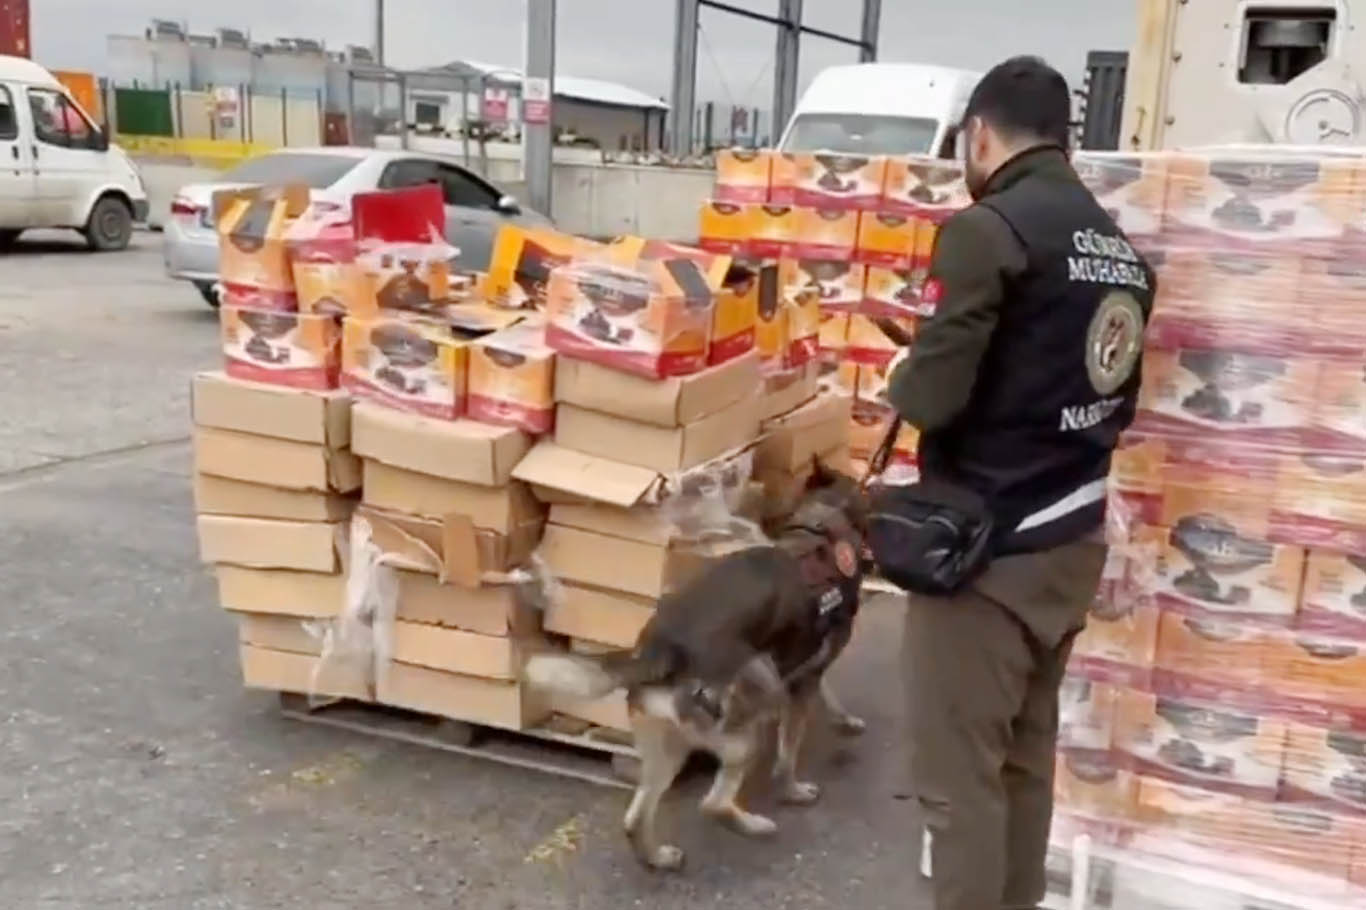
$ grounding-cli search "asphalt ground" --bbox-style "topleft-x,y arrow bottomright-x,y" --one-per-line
0,232 -> 930,910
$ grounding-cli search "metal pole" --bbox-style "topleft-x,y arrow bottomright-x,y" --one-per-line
859,0 -> 881,62
523,0 -> 556,216
281,86 -> 289,146
374,0 -> 385,66
397,72 -> 408,150
461,75 -> 471,166
669,0 -> 699,156
772,0 -> 803,134
346,70 -> 355,145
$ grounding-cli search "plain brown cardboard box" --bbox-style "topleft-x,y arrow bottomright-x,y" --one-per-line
756,392 -> 852,473
555,349 -> 760,427
760,362 -> 819,420
550,689 -> 631,733
194,427 -> 362,493
352,401 -> 530,486
391,620 -> 520,680
548,502 -> 673,546
192,370 -> 351,447
195,474 -> 356,522
362,460 -> 543,534
357,504 -> 540,588
198,516 -> 342,572
395,569 -> 536,636
216,565 -> 346,618
239,644 -> 370,700
540,523 -> 705,599
512,441 -> 666,507
545,583 -> 655,648
555,392 -> 761,475
237,613 -> 323,656
379,661 -> 549,730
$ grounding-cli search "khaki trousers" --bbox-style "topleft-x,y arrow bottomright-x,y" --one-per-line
904,538 -> 1106,910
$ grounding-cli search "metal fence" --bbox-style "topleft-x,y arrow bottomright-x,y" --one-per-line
104,81 -> 326,148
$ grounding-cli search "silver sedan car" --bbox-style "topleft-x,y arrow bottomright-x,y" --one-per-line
163,146 -> 551,307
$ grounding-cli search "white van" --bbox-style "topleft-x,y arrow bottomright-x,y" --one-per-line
778,63 -> 983,159
0,55 -> 148,250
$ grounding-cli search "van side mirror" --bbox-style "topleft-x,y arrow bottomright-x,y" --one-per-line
89,128 -> 109,152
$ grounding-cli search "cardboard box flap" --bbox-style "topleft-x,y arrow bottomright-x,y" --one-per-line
447,302 -> 527,336
193,371 -> 351,447
352,401 -> 530,486
358,505 -> 480,588
213,183 -> 310,223
555,349 -> 760,427
511,441 -> 663,508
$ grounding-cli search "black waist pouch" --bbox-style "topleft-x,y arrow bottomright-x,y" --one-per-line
864,420 -> 995,596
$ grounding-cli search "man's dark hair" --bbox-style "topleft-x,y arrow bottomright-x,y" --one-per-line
963,56 -> 1072,150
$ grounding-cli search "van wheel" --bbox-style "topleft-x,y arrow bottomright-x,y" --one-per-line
195,282 -> 220,309
0,229 -> 20,249
84,196 -> 133,251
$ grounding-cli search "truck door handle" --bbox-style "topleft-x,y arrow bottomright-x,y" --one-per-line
9,146 -> 16,159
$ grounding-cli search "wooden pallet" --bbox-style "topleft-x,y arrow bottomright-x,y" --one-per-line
278,693 -> 640,790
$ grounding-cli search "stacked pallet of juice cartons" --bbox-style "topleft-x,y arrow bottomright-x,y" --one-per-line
1055,149 -> 1366,907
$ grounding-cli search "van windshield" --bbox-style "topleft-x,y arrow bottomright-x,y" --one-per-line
782,113 -> 939,156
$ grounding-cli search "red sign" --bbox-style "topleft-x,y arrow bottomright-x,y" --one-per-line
522,76 -> 551,125
482,88 -> 509,123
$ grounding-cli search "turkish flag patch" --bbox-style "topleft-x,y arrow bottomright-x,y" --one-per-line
920,277 -> 943,311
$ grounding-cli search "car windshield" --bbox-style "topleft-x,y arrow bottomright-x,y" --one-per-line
221,153 -> 361,189
782,113 -> 939,156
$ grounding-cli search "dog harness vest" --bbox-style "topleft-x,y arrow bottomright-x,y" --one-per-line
919,149 -> 1156,556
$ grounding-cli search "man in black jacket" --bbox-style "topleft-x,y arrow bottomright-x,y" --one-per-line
886,57 -> 1154,910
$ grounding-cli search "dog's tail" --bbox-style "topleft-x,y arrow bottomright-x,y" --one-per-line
514,554 -> 674,699
523,651 -> 625,700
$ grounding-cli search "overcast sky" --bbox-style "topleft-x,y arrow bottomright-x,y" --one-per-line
32,0 -> 1135,107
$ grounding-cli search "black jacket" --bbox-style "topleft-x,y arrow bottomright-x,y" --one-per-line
888,147 -> 1155,555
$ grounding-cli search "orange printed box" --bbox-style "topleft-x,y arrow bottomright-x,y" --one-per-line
856,211 -> 917,269
342,314 -> 468,419
748,204 -> 801,260
775,152 -> 887,210
881,156 -> 970,222
779,258 -> 866,314
544,260 -> 713,379
792,207 -> 859,261
698,201 -> 758,256
714,148 -> 773,204
756,287 -> 819,372
215,184 -> 310,310
468,321 -> 556,435
709,265 -> 764,367
221,306 -> 340,391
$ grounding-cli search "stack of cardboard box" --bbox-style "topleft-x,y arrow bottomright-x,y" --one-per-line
348,399 -> 549,730
192,372 -> 363,696
1054,150 -> 1366,903
513,349 -> 767,732
701,148 -> 973,478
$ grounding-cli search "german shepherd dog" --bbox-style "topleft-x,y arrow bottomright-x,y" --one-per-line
523,463 -> 870,871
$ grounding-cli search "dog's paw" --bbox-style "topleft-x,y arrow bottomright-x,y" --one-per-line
833,714 -> 866,736
781,780 -> 822,806
647,845 -> 686,872
732,811 -> 778,837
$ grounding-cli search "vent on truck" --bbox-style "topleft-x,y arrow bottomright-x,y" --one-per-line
1238,7 -> 1335,85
